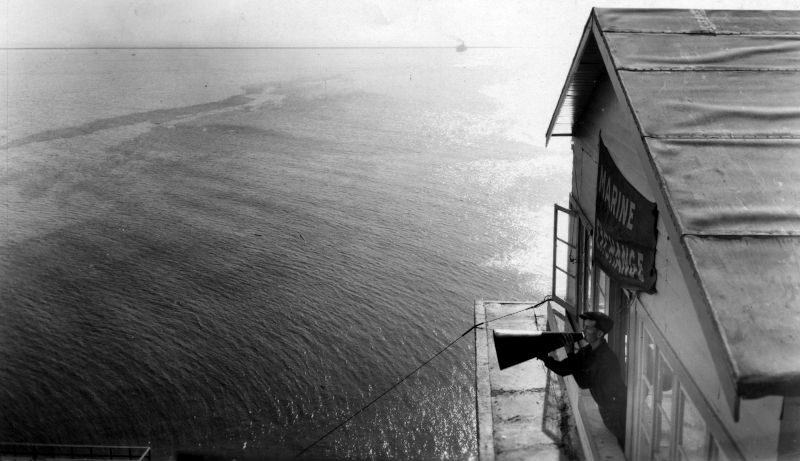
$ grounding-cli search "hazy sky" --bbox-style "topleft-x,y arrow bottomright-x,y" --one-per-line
3,0 -> 800,48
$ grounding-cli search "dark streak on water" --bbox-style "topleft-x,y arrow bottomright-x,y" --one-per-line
5,93 -> 259,149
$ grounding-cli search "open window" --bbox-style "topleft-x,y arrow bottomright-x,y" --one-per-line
552,204 -> 578,312
552,202 -> 602,329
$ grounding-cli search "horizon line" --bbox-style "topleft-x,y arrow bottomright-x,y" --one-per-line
2,45 -> 532,51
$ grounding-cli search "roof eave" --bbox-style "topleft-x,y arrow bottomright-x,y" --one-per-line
545,11 -> 596,145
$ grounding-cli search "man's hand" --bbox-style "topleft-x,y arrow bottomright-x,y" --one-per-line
533,349 -> 549,360
561,333 -> 576,353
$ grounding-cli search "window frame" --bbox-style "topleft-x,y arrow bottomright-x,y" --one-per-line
552,204 -> 579,313
629,301 -> 746,461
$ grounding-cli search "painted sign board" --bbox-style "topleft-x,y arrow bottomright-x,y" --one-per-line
594,137 -> 658,292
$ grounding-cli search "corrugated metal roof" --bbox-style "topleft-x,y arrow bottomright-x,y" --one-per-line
547,8 -> 800,402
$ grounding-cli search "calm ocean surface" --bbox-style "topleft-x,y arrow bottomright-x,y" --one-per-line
0,48 -> 570,459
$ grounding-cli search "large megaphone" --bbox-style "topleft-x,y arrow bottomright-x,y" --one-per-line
493,330 -> 584,370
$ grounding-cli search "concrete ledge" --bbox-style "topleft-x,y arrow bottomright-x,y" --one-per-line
475,300 -> 571,461
475,299 -> 495,461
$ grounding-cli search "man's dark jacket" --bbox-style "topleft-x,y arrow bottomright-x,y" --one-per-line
541,340 -> 627,446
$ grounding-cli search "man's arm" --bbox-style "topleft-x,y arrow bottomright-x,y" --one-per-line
540,352 -> 580,376
540,347 -> 592,389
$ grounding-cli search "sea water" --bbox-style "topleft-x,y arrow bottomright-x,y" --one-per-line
0,48 -> 570,459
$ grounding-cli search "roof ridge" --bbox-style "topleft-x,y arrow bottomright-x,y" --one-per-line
683,233 -> 800,239
602,29 -> 800,36
646,134 -> 800,140
690,9 -> 718,34
619,67 -> 800,72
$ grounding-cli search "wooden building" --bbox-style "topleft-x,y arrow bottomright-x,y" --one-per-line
544,8 -> 800,461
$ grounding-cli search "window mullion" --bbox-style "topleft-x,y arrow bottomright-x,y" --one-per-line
652,343 -> 661,460
670,381 -> 681,461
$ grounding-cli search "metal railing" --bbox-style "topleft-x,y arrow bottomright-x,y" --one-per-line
0,443 -> 151,461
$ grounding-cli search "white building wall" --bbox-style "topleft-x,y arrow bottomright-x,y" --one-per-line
569,77 -> 782,459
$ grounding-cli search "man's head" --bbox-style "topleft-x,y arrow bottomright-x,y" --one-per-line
579,311 -> 613,344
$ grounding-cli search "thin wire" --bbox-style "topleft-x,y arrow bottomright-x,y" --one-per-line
293,295 -> 552,459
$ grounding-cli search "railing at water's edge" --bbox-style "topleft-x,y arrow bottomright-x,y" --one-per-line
0,443 -> 151,461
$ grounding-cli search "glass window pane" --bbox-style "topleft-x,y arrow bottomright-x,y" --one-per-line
585,230 -> 593,311
660,355 -> 674,414
655,354 -> 674,461
555,266 -> 569,301
623,332 -> 629,371
638,327 -> 656,458
641,381 -> 654,438
656,407 -> 672,461
713,438 -> 729,461
640,432 -> 652,459
596,269 -> 609,314
679,389 -> 708,460
557,211 -> 572,241
555,243 -> 571,271
644,331 -> 656,385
